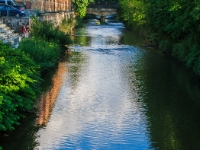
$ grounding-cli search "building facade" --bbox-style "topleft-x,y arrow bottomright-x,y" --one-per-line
16,0 -> 72,12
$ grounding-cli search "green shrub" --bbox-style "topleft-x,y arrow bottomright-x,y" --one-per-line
30,18 -> 72,46
19,38 -> 61,72
0,42 -> 41,131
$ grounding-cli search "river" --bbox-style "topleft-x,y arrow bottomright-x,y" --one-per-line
1,19 -> 200,150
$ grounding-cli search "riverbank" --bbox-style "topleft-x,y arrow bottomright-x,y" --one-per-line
117,1 -> 200,75
0,13 -> 76,137
0,11 -> 75,48
2,19 -> 200,149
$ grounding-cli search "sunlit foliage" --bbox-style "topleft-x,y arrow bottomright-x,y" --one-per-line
19,38 -> 61,72
0,17 -> 73,131
73,0 -> 94,18
118,0 -> 200,74
20,17 -> 72,72
0,42 -> 41,131
30,17 -> 72,47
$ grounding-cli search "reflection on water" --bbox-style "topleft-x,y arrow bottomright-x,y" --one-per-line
35,51 -> 151,150
2,19 -> 200,150
34,19 -> 200,150
36,62 -> 67,126
35,20 -> 152,150
34,20 -> 200,150
131,51 -> 200,150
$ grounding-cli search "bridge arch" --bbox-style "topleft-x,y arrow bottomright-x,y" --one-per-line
86,8 -> 116,22
86,2 -> 118,22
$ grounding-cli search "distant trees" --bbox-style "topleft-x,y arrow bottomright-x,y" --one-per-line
72,0 -> 119,18
72,0 -> 118,18
72,0 -> 94,18
118,0 -> 200,74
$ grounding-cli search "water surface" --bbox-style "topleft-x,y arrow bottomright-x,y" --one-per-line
1,19 -> 200,150
35,20 -> 200,150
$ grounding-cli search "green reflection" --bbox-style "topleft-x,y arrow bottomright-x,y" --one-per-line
68,51 -> 88,90
132,50 -> 200,150
0,114 -> 39,150
120,27 -> 146,47
72,27 -> 92,46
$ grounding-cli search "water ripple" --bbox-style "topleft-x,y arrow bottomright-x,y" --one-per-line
35,21 -> 151,150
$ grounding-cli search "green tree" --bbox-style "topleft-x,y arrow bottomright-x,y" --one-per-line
118,0 -> 200,74
0,42 -> 41,131
118,0 -> 147,28
73,0 -> 94,18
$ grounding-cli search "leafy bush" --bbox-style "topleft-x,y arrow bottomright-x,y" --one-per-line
30,18 -> 72,46
19,38 -> 61,72
0,42 -> 41,131
0,15 -> 74,132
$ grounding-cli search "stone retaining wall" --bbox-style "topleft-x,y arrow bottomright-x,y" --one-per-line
39,11 -> 75,27
1,11 -> 75,34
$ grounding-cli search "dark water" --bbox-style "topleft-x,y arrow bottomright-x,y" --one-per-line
1,19 -> 200,150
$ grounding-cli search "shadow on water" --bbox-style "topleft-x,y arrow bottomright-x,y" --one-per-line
0,114 -> 38,150
131,49 -> 200,149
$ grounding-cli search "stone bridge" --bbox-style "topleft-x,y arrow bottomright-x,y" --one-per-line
86,3 -> 117,22
86,8 -> 116,22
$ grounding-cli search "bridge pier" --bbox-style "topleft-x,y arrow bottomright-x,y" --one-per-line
100,16 -> 105,23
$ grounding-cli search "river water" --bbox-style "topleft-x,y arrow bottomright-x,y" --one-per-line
1,19 -> 200,150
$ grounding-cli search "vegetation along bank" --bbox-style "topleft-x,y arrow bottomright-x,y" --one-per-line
0,0 -> 87,148
117,0 -> 200,75
1,0 -> 199,146
0,0 -> 87,140
0,17 -> 74,134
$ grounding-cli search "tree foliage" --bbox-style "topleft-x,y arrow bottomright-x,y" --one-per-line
72,0 -> 94,18
118,0 -> 200,74
0,17 -> 73,131
0,42 -> 41,131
